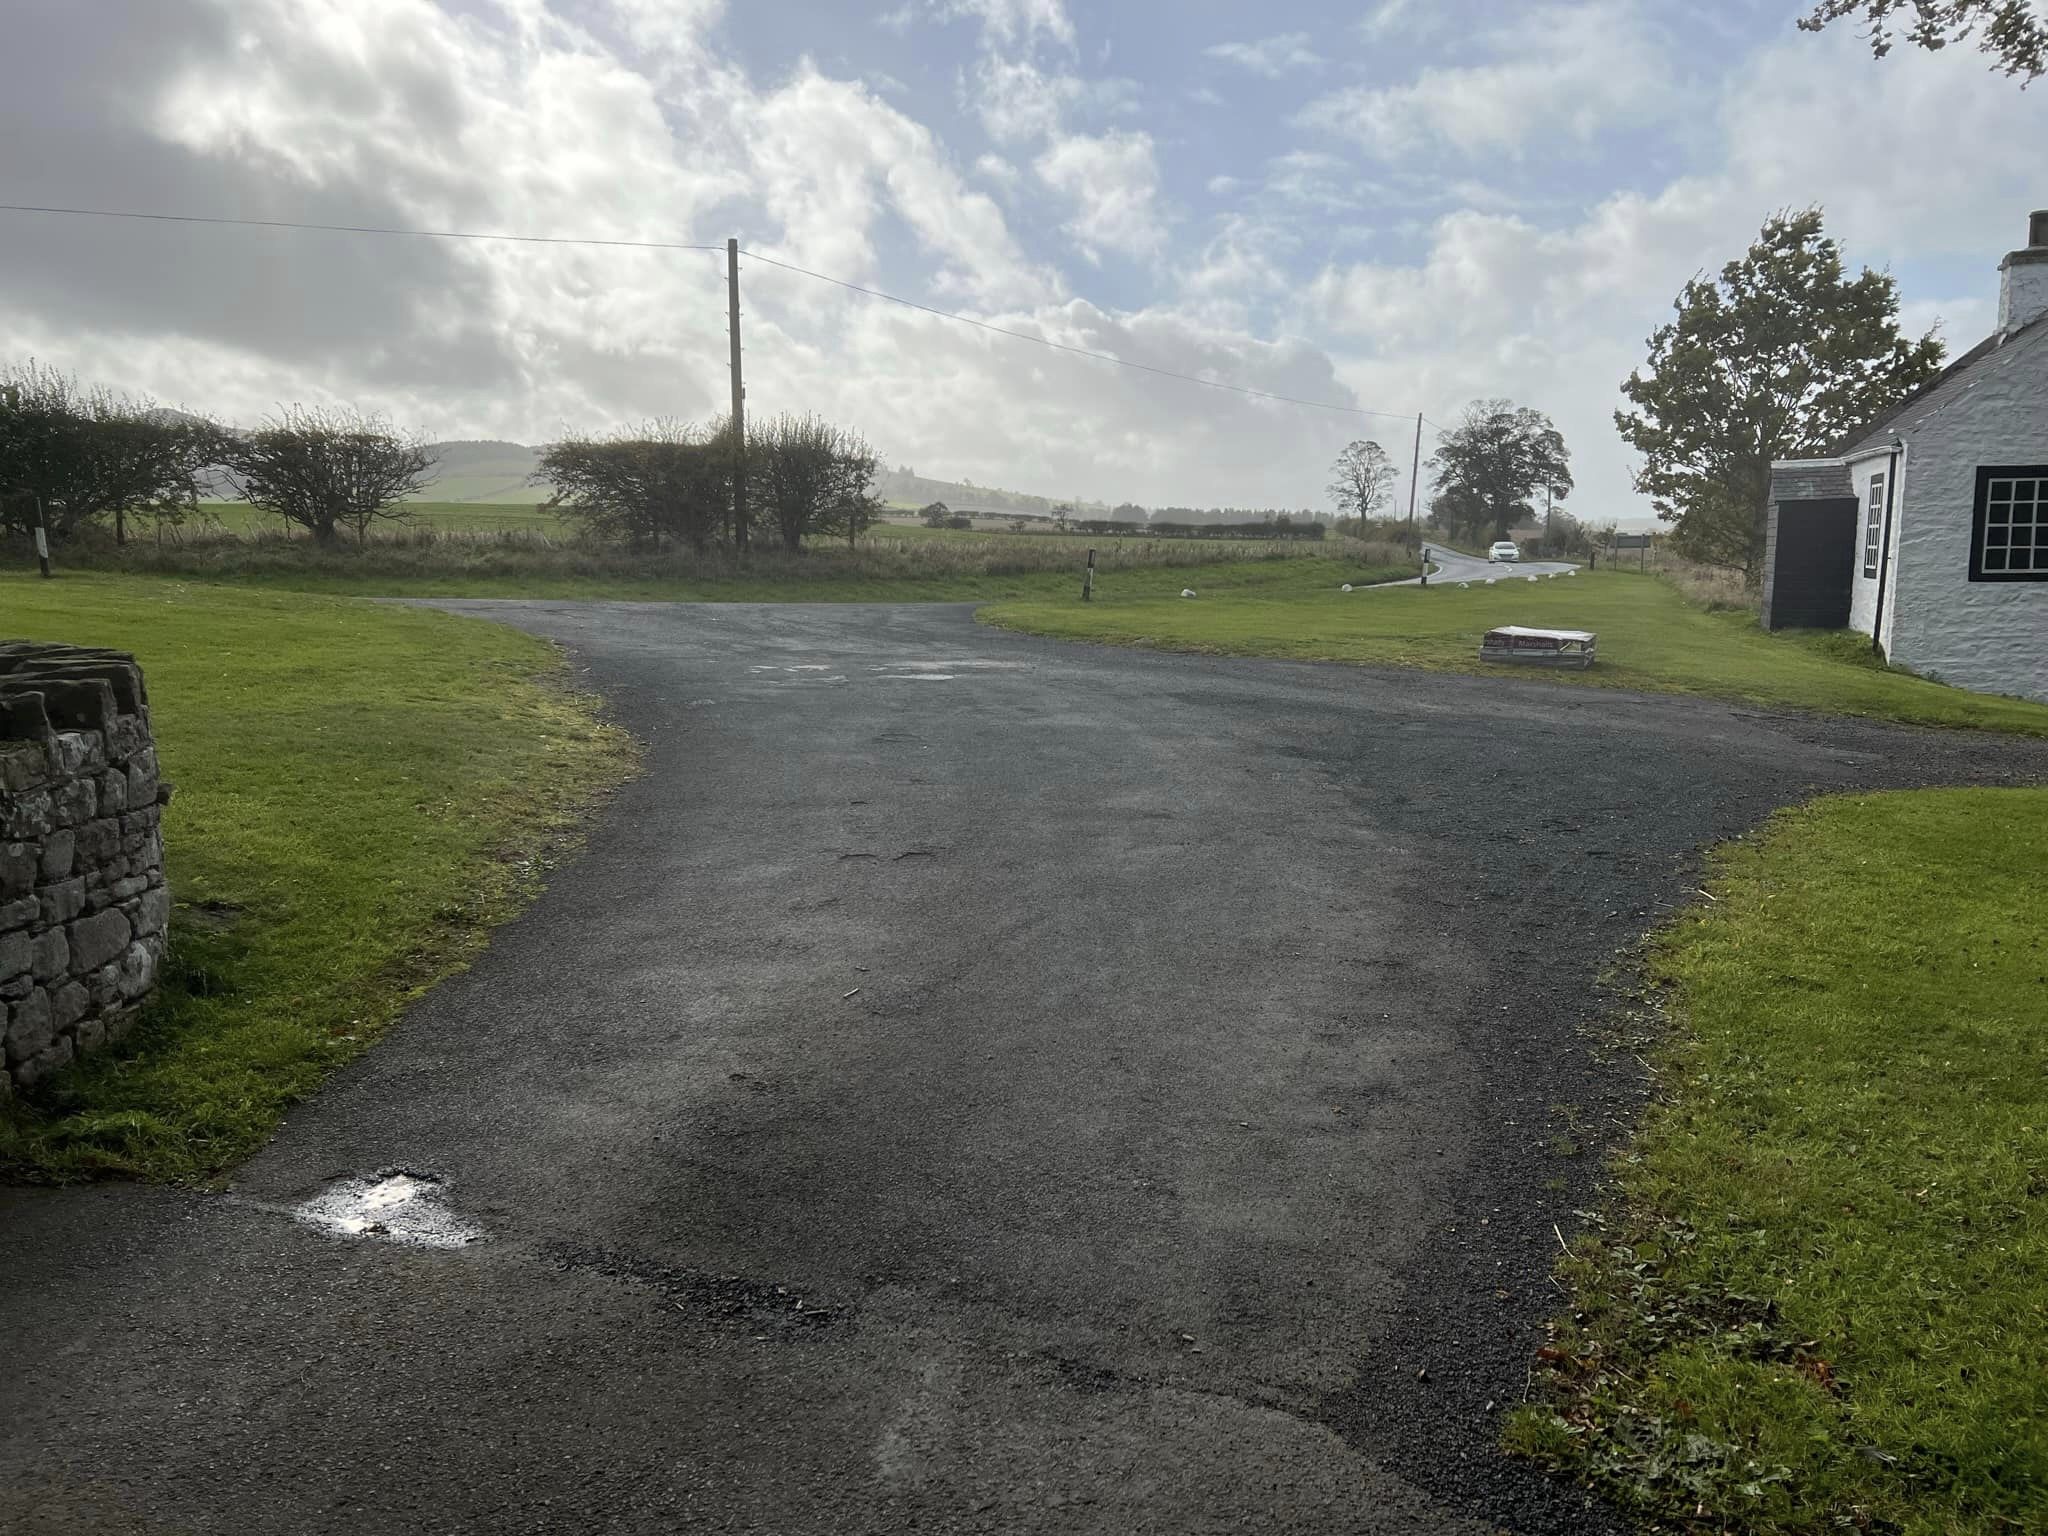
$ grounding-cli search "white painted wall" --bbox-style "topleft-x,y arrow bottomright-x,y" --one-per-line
1878,327 -> 2048,703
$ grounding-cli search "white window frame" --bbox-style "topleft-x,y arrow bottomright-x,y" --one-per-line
1863,472 -> 1885,579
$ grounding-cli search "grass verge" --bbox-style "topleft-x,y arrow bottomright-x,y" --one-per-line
19,528 -> 1414,604
981,568 -> 2048,735
0,572 -> 636,1181
1508,788 -> 2048,1533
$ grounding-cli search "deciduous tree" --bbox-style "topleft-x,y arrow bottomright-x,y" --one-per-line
1327,439 -> 1399,522
1427,400 -> 1573,544
0,361 -> 220,543
220,405 -> 433,547
538,418 -> 734,551
1801,0 -> 2046,81
752,413 -> 878,552
1615,208 -> 1945,575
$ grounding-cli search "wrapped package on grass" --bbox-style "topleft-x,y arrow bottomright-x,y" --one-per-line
1479,625 -> 1597,670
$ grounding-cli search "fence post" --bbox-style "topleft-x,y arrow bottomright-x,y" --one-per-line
1082,547 -> 1096,601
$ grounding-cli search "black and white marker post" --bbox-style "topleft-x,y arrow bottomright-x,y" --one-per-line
1083,546 -> 1095,602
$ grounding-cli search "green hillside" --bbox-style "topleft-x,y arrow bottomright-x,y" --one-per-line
414,440 -> 548,504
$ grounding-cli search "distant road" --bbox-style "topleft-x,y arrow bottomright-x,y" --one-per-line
1407,541 -> 1580,586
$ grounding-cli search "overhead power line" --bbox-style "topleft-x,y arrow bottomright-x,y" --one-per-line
0,202 -> 1430,425
0,202 -> 724,254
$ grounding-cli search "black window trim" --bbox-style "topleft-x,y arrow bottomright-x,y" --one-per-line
1970,464 -> 2048,583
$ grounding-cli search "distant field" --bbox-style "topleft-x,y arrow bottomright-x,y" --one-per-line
73,534 -> 1411,604
414,474 -> 552,505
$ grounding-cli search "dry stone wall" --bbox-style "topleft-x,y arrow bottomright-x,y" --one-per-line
1,642 -> 171,1095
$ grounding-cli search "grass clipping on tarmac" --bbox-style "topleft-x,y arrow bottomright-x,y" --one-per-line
0,574 -> 637,1181
1508,788 -> 2048,1534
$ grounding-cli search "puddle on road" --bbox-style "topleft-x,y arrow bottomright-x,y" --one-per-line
873,659 -> 1031,672
293,1172 -> 483,1248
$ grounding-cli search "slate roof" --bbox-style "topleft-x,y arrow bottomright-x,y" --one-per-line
1833,312 -> 2048,459
1768,459 -> 1851,502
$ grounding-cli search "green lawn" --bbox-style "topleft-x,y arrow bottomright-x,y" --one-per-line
0,572 -> 634,1181
1509,788 -> 2048,1534
982,568 -> 2048,735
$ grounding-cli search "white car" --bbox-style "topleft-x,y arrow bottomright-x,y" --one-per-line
1488,541 -> 1521,562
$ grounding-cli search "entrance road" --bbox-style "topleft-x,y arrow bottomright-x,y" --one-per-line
4,603 -> 2042,1535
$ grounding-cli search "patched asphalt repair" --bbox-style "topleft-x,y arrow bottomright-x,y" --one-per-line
5,602 -> 2044,1535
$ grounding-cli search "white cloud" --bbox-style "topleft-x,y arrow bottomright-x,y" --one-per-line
1205,33 -> 1322,78
975,152 -> 1020,186
932,0 -> 1073,50
1034,130 -> 1167,262
1300,1 -> 1678,160
1300,21 -> 2048,525
8,0 -> 2045,528
605,0 -> 726,61
971,55 -> 1136,144
1358,0 -> 1426,39
1262,150 -> 1360,212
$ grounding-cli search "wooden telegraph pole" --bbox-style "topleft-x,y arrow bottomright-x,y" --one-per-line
727,237 -> 747,549
1406,411 -> 1423,532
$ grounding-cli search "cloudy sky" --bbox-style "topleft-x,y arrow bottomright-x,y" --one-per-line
3,0 -> 2042,520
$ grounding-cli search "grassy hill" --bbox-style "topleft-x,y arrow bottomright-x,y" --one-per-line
403,442 -> 1109,513
415,440 -> 547,504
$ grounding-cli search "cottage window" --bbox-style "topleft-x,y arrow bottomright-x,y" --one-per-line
1863,473 -> 1885,578
1971,467 -> 2048,581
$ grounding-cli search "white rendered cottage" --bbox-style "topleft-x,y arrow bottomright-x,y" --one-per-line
1764,212 -> 2048,704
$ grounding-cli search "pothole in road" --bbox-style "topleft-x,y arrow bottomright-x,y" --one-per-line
293,1171 -> 482,1248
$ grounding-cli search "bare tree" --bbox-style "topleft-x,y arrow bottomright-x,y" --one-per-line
1801,0 -> 2046,81
1327,439 -> 1398,523
0,361 -> 220,543
538,418 -> 734,551
220,405 -> 431,546
752,413 -> 878,552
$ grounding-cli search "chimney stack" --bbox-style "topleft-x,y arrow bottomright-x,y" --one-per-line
2000,210 -> 2048,339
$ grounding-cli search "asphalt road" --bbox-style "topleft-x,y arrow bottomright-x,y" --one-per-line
1412,543 -> 1580,586
5,603 -> 2044,1535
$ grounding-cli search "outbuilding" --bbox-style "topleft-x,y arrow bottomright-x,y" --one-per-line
1763,212 -> 2048,704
